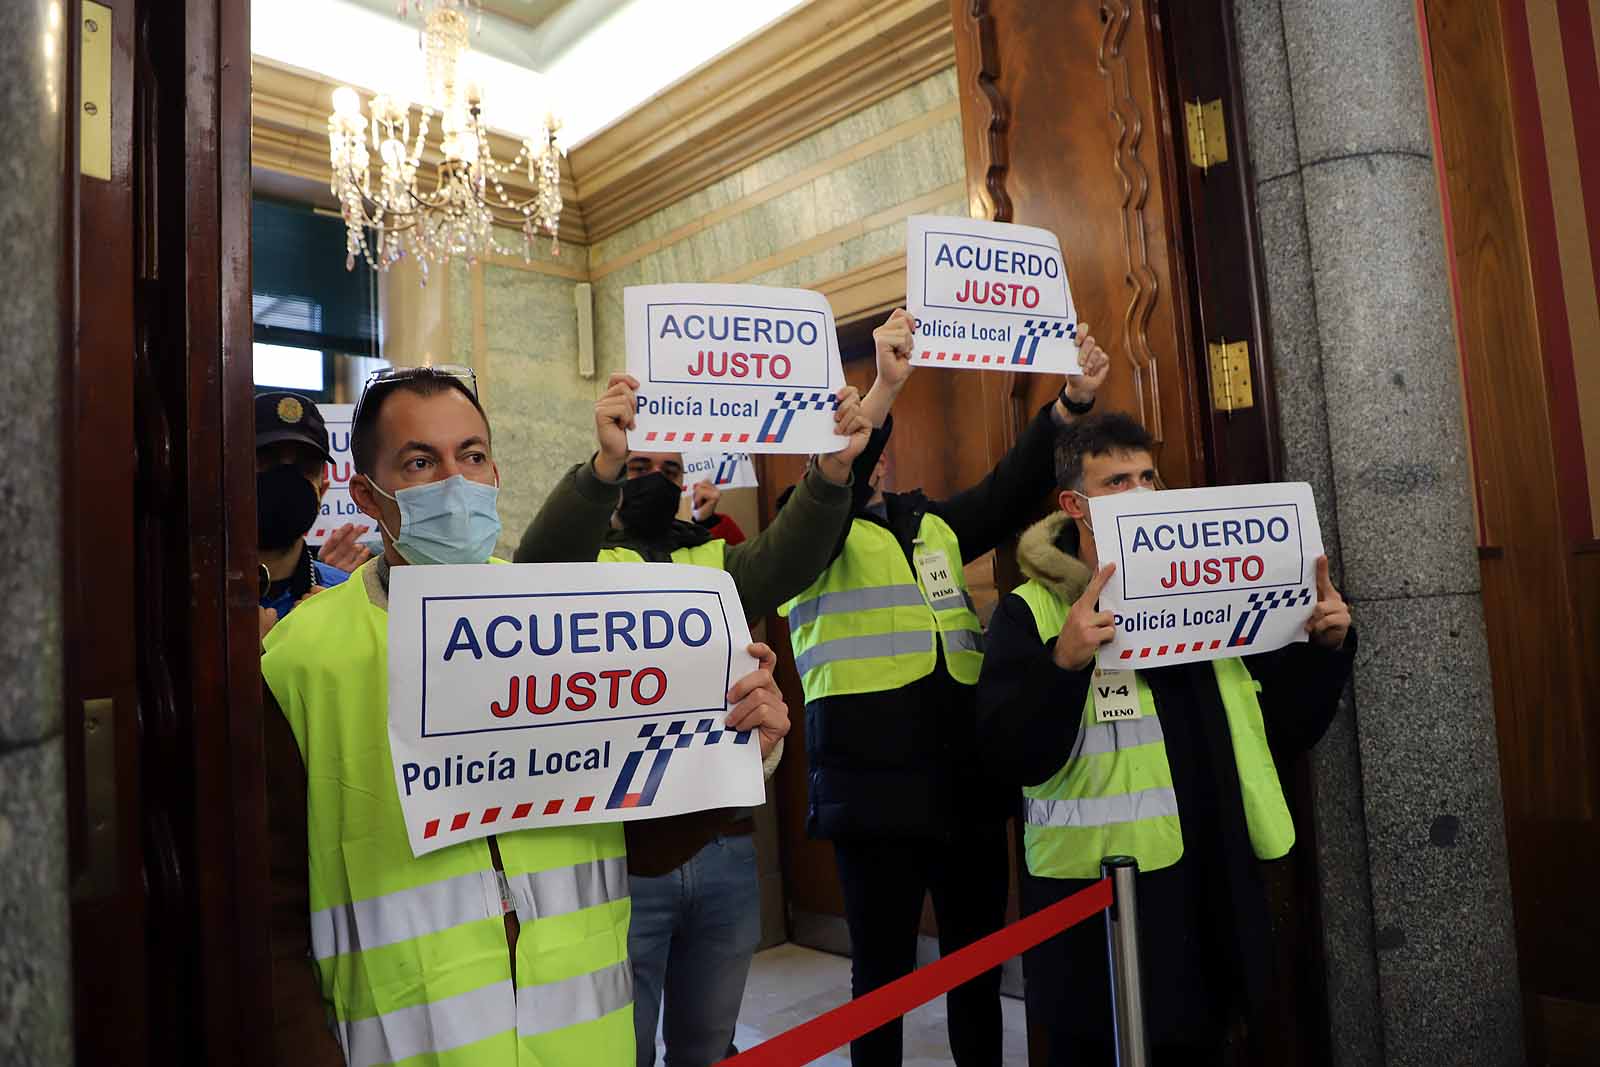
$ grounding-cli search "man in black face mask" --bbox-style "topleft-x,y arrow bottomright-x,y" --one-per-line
256,391 -> 353,640
518,388 -> 870,1067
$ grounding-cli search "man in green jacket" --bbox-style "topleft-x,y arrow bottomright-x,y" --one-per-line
519,384 -> 872,1067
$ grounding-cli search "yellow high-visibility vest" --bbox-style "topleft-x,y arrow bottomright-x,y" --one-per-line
1012,578 -> 1294,879
263,561 -> 634,1066
780,514 -> 983,702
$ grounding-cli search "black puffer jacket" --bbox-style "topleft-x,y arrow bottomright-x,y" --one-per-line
801,401 -> 1063,842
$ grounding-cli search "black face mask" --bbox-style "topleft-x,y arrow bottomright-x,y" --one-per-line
257,463 -> 321,550
617,471 -> 682,537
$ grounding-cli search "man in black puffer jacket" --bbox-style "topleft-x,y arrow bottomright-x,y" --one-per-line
775,307 -> 1108,1067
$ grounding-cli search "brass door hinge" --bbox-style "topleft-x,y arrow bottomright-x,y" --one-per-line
1184,98 -> 1229,174
1208,340 -> 1253,412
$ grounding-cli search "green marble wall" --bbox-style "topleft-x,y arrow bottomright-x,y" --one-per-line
447,244 -> 602,560
590,68 -> 967,378
450,66 -> 966,555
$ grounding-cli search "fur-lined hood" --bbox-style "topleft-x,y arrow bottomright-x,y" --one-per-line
1016,512 -> 1093,603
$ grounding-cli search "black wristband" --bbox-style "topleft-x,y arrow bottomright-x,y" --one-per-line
1060,390 -> 1095,416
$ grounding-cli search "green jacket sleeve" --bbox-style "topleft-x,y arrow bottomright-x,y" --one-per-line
512,458 -> 624,563
723,464 -> 852,618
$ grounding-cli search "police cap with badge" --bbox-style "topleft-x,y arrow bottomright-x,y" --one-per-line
255,391 -> 333,464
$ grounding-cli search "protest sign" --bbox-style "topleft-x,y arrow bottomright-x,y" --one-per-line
625,283 -> 848,455
388,562 -> 766,856
905,214 -> 1080,376
680,451 -> 759,495
307,403 -> 379,548
1089,483 -> 1324,669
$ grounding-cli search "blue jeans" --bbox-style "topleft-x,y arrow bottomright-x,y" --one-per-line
628,833 -> 762,1067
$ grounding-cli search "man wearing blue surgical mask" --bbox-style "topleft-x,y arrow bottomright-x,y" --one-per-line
261,365 -> 793,1067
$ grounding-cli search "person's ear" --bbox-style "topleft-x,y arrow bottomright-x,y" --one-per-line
1059,489 -> 1084,519
349,473 -> 385,523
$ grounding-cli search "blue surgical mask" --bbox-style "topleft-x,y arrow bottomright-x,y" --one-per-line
370,474 -> 502,565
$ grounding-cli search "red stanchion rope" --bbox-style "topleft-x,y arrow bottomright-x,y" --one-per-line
717,876 -> 1113,1067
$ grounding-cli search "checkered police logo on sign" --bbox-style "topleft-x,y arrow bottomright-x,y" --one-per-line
758,390 -> 839,444
1011,319 -> 1077,367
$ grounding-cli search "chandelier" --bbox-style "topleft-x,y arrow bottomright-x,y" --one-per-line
326,0 -> 565,281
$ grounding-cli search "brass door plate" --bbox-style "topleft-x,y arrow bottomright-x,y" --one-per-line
73,697 -> 118,899
81,3 -> 112,181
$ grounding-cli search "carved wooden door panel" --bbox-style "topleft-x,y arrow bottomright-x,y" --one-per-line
950,2 -> 1321,1064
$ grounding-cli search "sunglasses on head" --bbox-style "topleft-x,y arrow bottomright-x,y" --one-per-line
351,363 -> 479,429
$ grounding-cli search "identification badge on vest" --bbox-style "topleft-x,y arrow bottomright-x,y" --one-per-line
913,547 -> 960,606
1091,668 -> 1143,723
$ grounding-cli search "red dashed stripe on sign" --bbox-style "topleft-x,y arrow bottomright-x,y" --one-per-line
422,795 -> 599,839
919,350 -> 1005,365
1124,639 -> 1225,661
643,430 -> 753,444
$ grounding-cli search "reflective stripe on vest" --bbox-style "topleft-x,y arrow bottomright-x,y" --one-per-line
341,979 -> 515,1067
597,540 -> 726,569
262,561 -> 634,1066
1011,578 -> 1294,879
517,958 -> 634,1038
779,514 -> 983,701
310,855 -> 629,961
1023,787 -> 1180,828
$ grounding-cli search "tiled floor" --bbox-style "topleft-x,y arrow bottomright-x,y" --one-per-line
726,943 -> 1028,1065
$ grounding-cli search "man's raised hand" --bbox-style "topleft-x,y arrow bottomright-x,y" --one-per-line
319,523 -> 375,573
1061,323 -> 1109,410
1306,555 -> 1351,650
593,372 -> 639,480
691,479 -> 720,522
817,385 -> 870,482
725,642 -> 790,759
1053,563 -> 1118,671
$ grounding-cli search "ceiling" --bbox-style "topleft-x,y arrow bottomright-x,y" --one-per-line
339,0 -> 632,72
253,0 -> 811,147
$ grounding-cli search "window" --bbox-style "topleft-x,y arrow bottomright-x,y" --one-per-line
253,343 -> 326,392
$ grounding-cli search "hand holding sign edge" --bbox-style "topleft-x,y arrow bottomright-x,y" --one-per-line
816,385 -> 869,484
1054,563 -> 1117,672
1306,555 -> 1351,650
725,641 -> 790,758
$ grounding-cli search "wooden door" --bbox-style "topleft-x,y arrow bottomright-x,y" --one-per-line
949,1 -> 1320,1063
65,0 -> 269,1063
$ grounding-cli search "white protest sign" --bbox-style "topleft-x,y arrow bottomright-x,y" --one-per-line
388,562 -> 765,857
1089,482 -> 1324,669
680,451 -> 759,495
625,283 -> 848,455
307,403 -> 379,548
906,214 -> 1080,375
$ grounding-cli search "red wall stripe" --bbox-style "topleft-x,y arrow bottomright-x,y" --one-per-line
1554,0 -> 1600,332
1500,0 -> 1594,543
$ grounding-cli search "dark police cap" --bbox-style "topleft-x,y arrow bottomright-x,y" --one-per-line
255,391 -> 333,464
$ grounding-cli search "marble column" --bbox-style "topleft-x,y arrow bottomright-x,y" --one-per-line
0,0 -> 73,1064
1232,1 -> 1523,1063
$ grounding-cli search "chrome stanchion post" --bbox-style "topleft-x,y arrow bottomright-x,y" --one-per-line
1102,855 -> 1149,1067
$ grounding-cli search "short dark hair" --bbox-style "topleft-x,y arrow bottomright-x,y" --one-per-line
352,376 -> 491,476
1054,413 -> 1155,491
